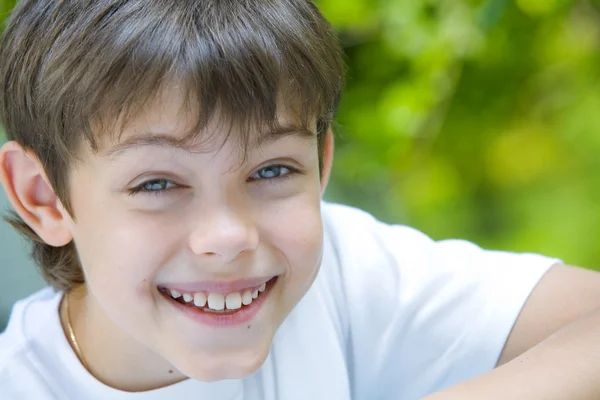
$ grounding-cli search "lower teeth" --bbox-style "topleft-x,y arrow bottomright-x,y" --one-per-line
202,308 -> 236,314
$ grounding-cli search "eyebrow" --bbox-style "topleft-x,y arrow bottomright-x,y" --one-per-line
103,124 -> 316,158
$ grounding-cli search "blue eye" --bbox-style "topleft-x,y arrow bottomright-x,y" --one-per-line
129,179 -> 177,195
250,165 -> 292,181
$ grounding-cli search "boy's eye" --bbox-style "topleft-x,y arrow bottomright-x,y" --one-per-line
250,165 -> 292,181
129,179 -> 177,195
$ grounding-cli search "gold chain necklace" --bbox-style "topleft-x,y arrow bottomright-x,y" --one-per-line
65,292 -> 89,371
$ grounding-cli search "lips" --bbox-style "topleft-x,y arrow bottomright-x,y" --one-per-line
158,277 -> 278,327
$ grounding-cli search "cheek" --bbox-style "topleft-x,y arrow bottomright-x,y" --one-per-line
286,213 -> 323,290
72,206 -> 184,300
260,194 -> 324,295
71,210 -> 189,342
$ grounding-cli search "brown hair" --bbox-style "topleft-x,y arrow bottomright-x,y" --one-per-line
0,0 -> 344,291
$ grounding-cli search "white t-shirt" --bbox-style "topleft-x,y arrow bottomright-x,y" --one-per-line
0,203 -> 558,400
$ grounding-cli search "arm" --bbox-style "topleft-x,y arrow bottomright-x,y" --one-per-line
424,264 -> 600,399
424,307 -> 600,399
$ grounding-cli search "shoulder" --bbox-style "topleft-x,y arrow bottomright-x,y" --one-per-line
0,287 -> 61,367
0,344 -> 38,400
321,202 -> 434,262
321,201 -> 556,276
319,203 -> 560,398
0,287 -> 63,399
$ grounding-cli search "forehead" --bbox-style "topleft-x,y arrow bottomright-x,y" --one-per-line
96,86 -> 316,158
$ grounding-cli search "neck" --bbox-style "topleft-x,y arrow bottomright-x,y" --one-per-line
61,285 -> 187,392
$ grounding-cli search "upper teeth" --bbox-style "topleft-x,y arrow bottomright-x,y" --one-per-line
169,285 -> 267,311
193,292 -> 207,307
208,292 -> 225,310
241,290 -> 253,305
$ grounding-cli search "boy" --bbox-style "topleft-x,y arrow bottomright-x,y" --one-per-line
1,1 -> 600,399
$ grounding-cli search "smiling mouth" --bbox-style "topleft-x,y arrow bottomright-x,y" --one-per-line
157,277 -> 278,315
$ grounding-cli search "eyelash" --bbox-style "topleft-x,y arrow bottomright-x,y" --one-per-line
128,179 -> 178,197
128,164 -> 299,196
247,164 -> 298,183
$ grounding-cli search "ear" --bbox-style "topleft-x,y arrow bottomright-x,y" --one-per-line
320,128 -> 334,194
0,141 -> 72,246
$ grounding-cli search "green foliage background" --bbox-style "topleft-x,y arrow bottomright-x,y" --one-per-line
1,0 -> 600,269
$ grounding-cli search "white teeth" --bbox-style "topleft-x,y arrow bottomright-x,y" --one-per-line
193,292 -> 207,307
226,292 -> 242,310
207,292 -> 225,310
242,290 -> 253,305
169,284 -> 267,311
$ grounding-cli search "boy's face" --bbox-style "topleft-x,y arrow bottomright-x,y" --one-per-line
62,88 -> 332,382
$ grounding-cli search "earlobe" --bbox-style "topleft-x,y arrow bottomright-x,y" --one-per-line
0,141 -> 72,247
320,128 -> 334,194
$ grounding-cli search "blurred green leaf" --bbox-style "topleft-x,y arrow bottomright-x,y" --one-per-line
319,0 -> 600,270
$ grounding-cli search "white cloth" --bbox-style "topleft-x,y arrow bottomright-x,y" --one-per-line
0,203 -> 558,399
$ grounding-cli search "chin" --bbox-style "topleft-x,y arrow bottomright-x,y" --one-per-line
179,347 -> 270,382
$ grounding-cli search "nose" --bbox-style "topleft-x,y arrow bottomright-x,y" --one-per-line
188,204 -> 259,262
